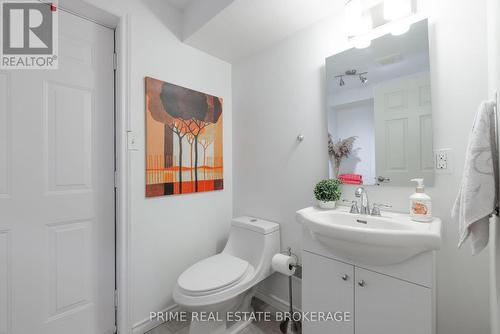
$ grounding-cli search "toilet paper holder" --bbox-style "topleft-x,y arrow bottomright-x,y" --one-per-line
281,247 -> 300,272
279,247 -> 302,334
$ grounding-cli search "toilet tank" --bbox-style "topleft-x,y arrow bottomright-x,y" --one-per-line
223,216 -> 280,280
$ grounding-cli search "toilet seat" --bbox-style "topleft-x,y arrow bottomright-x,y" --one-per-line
177,254 -> 252,296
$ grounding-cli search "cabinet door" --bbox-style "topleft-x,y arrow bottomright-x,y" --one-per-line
355,268 -> 432,334
302,251 -> 354,334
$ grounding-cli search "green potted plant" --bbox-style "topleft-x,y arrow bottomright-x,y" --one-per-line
314,179 -> 342,209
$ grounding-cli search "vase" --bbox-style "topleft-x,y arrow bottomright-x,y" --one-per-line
330,159 -> 340,178
318,201 -> 336,209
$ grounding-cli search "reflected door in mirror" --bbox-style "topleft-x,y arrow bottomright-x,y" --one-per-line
374,72 -> 434,185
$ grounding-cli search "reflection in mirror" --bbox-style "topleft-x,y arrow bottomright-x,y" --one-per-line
326,19 -> 434,187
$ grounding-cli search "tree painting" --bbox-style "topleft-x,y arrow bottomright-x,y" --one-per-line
186,133 -> 195,182
199,130 -> 214,181
145,77 -> 223,197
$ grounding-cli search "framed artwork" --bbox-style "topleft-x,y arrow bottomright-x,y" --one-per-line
145,77 -> 223,197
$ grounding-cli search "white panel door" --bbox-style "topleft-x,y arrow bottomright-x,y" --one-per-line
0,10 -> 115,334
302,251 -> 354,334
374,72 -> 434,186
355,268 -> 432,334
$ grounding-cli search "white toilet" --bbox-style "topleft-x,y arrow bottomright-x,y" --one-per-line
173,216 -> 280,334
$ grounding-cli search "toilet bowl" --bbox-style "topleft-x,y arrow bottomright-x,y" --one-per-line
173,216 -> 280,334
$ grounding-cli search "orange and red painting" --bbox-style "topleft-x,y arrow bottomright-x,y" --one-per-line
145,77 -> 223,197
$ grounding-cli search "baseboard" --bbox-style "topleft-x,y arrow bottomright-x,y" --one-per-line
255,289 -> 302,313
132,303 -> 182,334
132,291 -> 301,333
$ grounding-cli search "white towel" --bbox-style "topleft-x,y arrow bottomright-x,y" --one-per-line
452,101 -> 499,255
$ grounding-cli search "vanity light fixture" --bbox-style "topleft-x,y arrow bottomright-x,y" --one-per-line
346,0 -> 418,47
345,0 -> 374,49
345,0 -> 362,36
345,0 -> 373,37
359,74 -> 368,84
383,0 -> 412,35
358,11 -> 373,35
390,20 -> 411,36
354,36 -> 372,49
384,0 -> 411,21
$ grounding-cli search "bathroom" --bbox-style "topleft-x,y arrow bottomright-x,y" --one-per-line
0,0 -> 499,333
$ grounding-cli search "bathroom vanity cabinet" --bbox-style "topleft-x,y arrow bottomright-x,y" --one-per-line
302,227 -> 435,334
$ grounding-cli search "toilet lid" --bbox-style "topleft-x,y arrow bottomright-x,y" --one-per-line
178,254 -> 250,295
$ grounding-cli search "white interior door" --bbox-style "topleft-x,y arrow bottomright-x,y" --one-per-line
374,72 -> 434,186
0,10 -> 115,334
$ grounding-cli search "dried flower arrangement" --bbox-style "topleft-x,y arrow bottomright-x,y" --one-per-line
328,134 -> 357,177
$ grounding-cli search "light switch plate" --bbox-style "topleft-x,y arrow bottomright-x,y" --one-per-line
127,131 -> 139,151
434,148 -> 453,174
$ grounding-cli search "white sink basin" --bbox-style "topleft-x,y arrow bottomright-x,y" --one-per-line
296,206 -> 442,266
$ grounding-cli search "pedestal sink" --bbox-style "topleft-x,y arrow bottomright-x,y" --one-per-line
296,206 -> 442,266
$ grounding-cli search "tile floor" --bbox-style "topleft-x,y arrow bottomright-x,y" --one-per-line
146,298 -> 283,334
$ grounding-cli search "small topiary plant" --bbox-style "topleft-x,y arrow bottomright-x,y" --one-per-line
314,179 -> 342,202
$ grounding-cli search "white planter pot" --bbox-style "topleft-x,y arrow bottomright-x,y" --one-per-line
318,201 -> 336,209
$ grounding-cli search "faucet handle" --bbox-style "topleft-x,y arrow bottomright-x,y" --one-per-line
342,199 -> 360,214
371,203 -> 392,216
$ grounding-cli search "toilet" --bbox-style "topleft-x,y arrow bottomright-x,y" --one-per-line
173,216 -> 280,334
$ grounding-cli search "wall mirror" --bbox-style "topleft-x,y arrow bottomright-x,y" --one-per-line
326,19 -> 434,187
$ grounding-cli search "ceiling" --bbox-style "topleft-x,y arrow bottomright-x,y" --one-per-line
164,0 -> 345,63
165,0 -> 195,11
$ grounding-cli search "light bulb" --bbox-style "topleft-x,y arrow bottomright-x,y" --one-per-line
345,0 -> 363,36
358,12 -> 373,35
391,21 -> 410,35
384,0 -> 411,21
354,37 -> 371,49
345,0 -> 362,22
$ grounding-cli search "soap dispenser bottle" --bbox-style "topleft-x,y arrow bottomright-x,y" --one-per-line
409,178 -> 432,222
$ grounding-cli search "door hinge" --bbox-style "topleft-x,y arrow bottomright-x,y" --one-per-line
113,52 -> 118,70
114,171 -> 119,189
114,289 -> 119,308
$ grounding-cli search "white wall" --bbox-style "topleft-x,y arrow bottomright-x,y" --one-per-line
81,0 -> 233,329
233,1 -> 491,334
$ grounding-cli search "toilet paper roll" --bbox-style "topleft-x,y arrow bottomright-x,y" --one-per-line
272,253 -> 296,276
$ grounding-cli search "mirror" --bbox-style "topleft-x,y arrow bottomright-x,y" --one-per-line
326,19 -> 434,187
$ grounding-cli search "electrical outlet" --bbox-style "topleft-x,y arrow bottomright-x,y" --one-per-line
434,149 -> 453,174
436,151 -> 447,169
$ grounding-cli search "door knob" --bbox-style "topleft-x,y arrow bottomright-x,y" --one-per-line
358,280 -> 365,287
341,274 -> 349,281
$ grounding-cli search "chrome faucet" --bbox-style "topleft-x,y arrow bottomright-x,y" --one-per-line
355,187 -> 370,215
